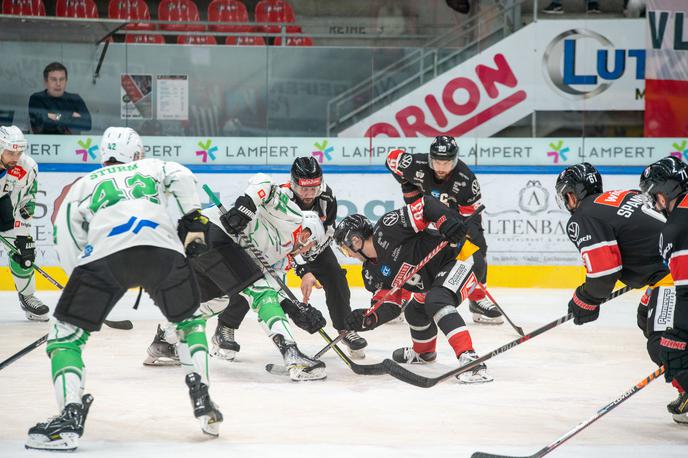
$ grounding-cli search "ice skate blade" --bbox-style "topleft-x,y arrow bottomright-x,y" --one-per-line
210,347 -> 237,362
456,372 -> 494,384
199,415 -> 222,437
472,313 -> 504,325
143,356 -> 180,366
25,312 -> 49,322
347,348 -> 365,360
25,432 -> 79,451
672,413 -> 688,425
289,366 -> 327,381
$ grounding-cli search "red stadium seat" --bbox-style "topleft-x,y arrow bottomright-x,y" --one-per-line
125,32 -> 165,44
2,0 -> 45,16
55,0 -> 99,18
274,33 -> 312,46
177,35 -> 218,45
225,33 -> 265,46
108,0 -> 152,30
255,0 -> 296,34
208,0 -> 250,33
158,0 -> 205,32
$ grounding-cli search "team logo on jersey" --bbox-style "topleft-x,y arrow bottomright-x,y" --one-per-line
415,170 -> 425,180
382,212 -> 399,227
398,154 -> 413,169
452,181 -> 464,193
677,194 -> 688,209
567,222 -> 580,241
471,180 -> 480,195
431,190 -> 440,199
381,265 -> 392,277
518,180 -> 549,215
7,165 -> 26,180
594,190 -> 633,208
82,244 -> 93,258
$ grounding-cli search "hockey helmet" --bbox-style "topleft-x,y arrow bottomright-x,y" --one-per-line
639,156 -> 688,211
555,162 -> 603,213
0,125 -> 27,154
291,156 -> 324,200
99,127 -> 144,165
334,214 -> 373,256
429,135 -> 459,169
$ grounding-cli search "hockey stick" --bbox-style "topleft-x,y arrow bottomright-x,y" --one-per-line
0,334 -> 47,371
383,285 -> 633,388
471,366 -> 665,458
364,205 -> 485,318
478,285 -> 525,336
203,185 -> 386,376
0,234 -> 133,330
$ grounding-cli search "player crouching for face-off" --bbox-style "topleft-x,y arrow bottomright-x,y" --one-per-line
147,173 -> 328,381
640,156 -> 688,424
0,125 -> 48,321
556,161 -> 685,425
335,195 -> 493,384
26,127 -> 222,451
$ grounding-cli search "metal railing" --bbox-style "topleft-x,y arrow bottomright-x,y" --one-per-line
326,0 -> 526,136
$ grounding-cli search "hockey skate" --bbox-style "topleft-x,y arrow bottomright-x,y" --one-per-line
341,330 -> 367,359
392,347 -> 437,364
456,350 -> 493,384
185,372 -> 223,437
667,392 -> 688,424
273,334 -> 326,381
18,293 -> 49,322
211,324 -> 240,361
143,324 -> 180,366
469,297 -> 504,325
25,394 -> 93,451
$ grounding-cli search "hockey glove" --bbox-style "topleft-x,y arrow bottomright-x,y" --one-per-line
12,235 -> 35,269
19,206 -> 32,220
659,328 -> 688,382
436,215 -> 466,244
345,308 -> 381,332
281,299 -> 326,334
568,286 -> 601,325
220,194 -> 256,235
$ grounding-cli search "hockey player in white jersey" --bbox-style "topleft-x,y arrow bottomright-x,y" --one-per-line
0,125 -> 48,321
167,173 -> 328,381
26,127 -> 222,451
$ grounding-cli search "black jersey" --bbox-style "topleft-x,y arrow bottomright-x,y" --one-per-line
386,149 -> 482,217
566,189 -> 669,301
660,193 -> 688,330
362,196 -> 461,294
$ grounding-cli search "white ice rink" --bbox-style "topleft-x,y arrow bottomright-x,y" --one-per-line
1,288 -> 687,458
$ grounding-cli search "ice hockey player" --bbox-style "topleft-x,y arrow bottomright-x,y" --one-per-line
0,125 -> 48,321
167,172 -> 328,381
26,127 -> 222,451
639,156 -> 688,424
556,162 -> 681,422
386,135 -> 502,325
334,195 -> 493,383
213,157 -> 367,359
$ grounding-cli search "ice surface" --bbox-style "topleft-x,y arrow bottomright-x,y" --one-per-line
1,288 -> 686,458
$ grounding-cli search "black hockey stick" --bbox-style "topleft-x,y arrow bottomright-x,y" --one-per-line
0,334 -> 47,371
203,185 -> 386,376
479,285 -> 525,336
383,285 -> 633,388
0,234 -> 133,330
471,366 -> 665,458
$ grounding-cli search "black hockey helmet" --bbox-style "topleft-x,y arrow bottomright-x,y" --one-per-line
639,156 -> 688,212
291,156 -> 324,199
334,214 -> 373,256
429,135 -> 459,168
555,162 -> 603,213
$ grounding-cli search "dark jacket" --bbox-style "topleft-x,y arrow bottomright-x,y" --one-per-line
28,90 -> 91,134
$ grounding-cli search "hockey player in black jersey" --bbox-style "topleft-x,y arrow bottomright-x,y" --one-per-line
386,135 -> 502,325
334,195 -> 493,383
557,162 -> 683,422
210,157 -> 367,360
640,156 -> 688,424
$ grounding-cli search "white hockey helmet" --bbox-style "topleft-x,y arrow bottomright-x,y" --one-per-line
99,127 -> 144,165
300,210 -> 327,255
0,125 -> 27,154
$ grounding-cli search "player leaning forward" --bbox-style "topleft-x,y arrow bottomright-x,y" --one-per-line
556,161 -> 683,423
26,127 -> 222,451
335,195 -> 493,383
0,125 -> 48,320
639,157 -> 688,424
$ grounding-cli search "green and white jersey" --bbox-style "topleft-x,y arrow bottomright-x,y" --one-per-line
0,154 -> 38,227
53,158 -> 201,275
204,173 -> 303,272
